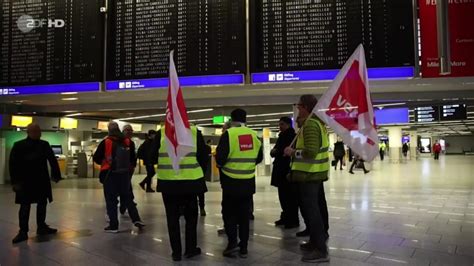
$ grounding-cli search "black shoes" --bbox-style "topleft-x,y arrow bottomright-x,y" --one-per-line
37,225 -> 57,235
223,243 -> 240,258
300,242 -> 314,252
349,171 -> 355,174
172,253 -> 182,261
12,231 -> 28,244
200,208 -> 206,216
184,247 -> 201,259
134,221 -> 145,230
364,170 -> 370,174
239,247 -> 248,258
104,225 -> 119,233
274,219 -> 285,226
301,249 -> 330,263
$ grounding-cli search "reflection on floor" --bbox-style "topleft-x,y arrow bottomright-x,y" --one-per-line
1,155 -> 474,265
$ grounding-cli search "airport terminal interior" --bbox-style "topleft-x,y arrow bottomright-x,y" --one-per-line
1,0 -> 474,265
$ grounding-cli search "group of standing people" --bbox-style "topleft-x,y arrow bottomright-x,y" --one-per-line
8,94 -> 331,263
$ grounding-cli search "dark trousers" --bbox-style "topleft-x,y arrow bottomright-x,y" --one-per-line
277,183 -> 299,225
103,172 -> 141,227
350,159 -> 368,172
197,193 -> 205,209
19,202 -> 47,233
162,193 -> 198,256
334,156 -> 344,169
379,150 -> 385,161
222,192 -> 252,248
141,164 -> 155,188
434,152 -> 440,160
297,182 -> 329,253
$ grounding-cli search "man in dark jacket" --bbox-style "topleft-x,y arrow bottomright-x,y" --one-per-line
10,123 -> 62,244
137,130 -> 156,192
333,139 -> 345,170
271,117 -> 299,228
216,109 -> 263,258
150,126 -> 208,261
93,122 -> 144,233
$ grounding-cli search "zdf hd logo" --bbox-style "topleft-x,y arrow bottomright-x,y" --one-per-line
17,15 -> 65,33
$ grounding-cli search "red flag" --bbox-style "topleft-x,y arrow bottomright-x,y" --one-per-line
165,50 -> 194,171
314,44 -> 379,161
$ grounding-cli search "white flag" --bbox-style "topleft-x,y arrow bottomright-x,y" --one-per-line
313,44 -> 379,161
165,50 -> 194,172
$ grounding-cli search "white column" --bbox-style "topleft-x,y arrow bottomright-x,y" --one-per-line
408,130 -> 418,160
388,127 -> 402,163
328,133 -> 337,154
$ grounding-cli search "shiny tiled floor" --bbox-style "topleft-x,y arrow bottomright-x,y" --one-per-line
1,155 -> 473,265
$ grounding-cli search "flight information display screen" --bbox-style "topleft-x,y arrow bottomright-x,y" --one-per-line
440,104 -> 467,121
250,0 -> 415,73
107,0 -> 246,81
0,0 -> 103,87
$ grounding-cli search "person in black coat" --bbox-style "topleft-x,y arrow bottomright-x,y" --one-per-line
333,139 -> 345,170
270,117 -> 299,228
137,130 -> 157,192
9,123 -> 62,244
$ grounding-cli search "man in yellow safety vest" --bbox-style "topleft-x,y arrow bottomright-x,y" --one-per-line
284,95 -> 330,263
216,108 -> 263,258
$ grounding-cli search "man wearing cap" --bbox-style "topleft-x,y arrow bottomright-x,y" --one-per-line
216,108 -> 263,258
137,129 -> 157,192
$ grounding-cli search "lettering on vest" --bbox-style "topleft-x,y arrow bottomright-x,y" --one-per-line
238,134 -> 254,151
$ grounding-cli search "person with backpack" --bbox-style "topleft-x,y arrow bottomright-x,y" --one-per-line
93,122 -> 145,233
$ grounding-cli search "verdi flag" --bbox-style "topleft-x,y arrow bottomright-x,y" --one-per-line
313,44 -> 379,161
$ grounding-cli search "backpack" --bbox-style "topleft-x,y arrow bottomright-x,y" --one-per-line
111,140 -> 131,174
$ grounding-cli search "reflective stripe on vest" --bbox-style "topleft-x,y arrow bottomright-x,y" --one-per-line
157,126 -> 203,180
222,127 -> 262,179
291,118 -> 330,173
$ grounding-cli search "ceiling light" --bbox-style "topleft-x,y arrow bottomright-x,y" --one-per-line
189,118 -> 213,122
373,102 -> 405,108
61,92 -> 78,95
119,108 -> 214,121
61,97 -> 78,101
247,111 -> 293,118
248,123 -> 271,127
65,113 -> 83,117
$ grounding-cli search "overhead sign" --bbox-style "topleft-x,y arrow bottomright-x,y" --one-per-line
414,106 -> 439,122
374,108 -> 409,125
251,67 -> 414,84
0,82 -> 100,96
106,74 -> 244,91
60,118 -> 78,129
11,116 -> 33,127
440,104 -> 467,121
419,1 -> 474,77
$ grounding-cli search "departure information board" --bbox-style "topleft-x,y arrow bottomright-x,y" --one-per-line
440,104 -> 467,121
0,0 -> 103,87
107,0 -> 246,81
250,0 -> 415,73
415,106 -> 439,123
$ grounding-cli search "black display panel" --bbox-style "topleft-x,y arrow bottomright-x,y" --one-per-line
250,0 -> 415,73
0,0 -> 103,86
440,104 -> 467,121
415,106 -> 439,123
107,0 -> 246,80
